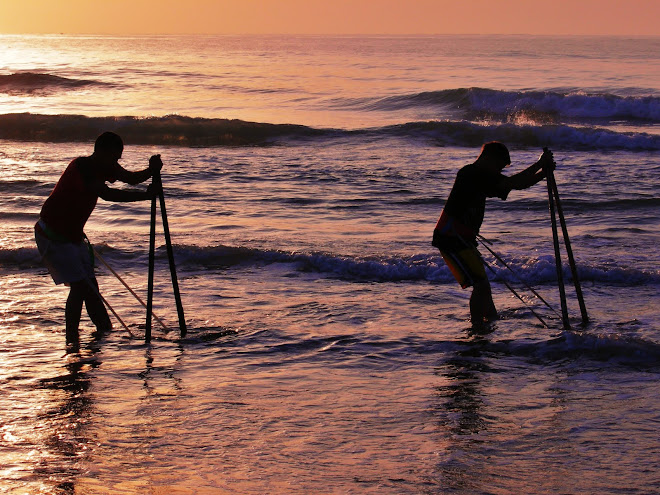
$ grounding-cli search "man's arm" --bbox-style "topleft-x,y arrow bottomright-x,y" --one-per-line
96,183 -> 156,202
115,167 -> 152,185
504,149 -> 555,191
115,154 -> 164,185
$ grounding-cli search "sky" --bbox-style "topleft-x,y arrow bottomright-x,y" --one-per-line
0,0 -> 658,36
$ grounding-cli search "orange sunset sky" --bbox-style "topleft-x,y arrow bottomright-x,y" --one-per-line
0,0 -> 658,36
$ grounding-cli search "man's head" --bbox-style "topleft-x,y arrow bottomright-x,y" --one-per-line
93,132 -> 123,162
477,142 -> 510,170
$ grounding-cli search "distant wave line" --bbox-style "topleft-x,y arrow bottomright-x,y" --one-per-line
0,113 -> 327,146
0,71 -> 113,95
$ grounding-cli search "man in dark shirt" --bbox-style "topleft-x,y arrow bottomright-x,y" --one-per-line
433,142 -> 554,327
35,132 -> 162,350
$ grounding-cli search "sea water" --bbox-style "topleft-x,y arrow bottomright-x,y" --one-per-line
0,35 -> 659,494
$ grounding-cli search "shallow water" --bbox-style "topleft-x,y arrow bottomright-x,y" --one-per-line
3,275 -> 660,494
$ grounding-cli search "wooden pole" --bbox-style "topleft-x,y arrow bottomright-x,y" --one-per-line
94,248 -> 169,332
85,277 -> 136,338
477,234 -> 561,319
145,195 -> 157,343
547,171 -> 571,329
548,172 -> 589,326
154,171 -> 187,338
481,260 -> 550,328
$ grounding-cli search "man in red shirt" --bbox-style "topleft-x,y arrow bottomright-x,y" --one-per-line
432,142 -> 554,328
35,132 -> 162,350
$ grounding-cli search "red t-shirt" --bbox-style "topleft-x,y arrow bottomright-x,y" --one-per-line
40,157 -> 120,242
433,162 -> 509,249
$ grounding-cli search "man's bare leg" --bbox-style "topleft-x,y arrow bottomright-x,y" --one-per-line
470,279 -> 498,326
65,279 -> 111,348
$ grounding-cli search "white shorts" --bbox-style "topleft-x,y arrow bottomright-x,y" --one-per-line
35,228 -> 95,285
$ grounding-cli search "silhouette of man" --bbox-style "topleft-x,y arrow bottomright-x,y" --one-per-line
35,132 -> 162,350
432,142 -> 554,327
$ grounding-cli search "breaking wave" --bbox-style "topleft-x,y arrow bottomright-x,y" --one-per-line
172,245 -> 660,285
382,120 -> 660,151
5,243 -> 659,287
89,244 -> 660,286
1,113 -> 658,150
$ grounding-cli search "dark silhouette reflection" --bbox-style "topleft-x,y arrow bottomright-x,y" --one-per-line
35,351 -> 100,494
138,342 -> 185,397
33,334 -> 185,494
433,336 -> 493,492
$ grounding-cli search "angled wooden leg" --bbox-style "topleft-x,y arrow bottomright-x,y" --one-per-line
547,172 -> 570,330
155,171 -> 187,338
549,173 -> 589,326
145,195 -> 157,343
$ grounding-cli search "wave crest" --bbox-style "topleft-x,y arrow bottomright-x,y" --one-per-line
356,87 -> 660,123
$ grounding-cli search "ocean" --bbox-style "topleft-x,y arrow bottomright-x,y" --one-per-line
1,34 -> 659,494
